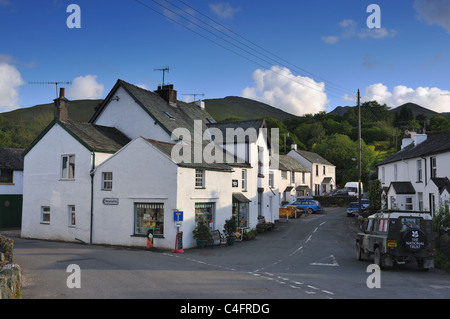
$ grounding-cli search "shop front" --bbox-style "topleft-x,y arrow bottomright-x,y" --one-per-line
232,193 -> 251,241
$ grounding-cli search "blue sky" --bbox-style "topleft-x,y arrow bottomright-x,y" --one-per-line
0,0 -> 449,115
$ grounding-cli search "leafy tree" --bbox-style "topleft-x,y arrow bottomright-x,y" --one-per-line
368,179 -> 382,211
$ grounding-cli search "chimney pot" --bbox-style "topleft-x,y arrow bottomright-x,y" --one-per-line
54,88 -> 69,122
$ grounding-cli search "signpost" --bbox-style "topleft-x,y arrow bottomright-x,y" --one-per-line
173,211 -> 184,253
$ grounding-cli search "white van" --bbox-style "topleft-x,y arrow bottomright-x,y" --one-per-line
344,182 -> 363,196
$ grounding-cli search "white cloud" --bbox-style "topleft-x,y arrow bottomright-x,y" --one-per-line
414,0 -> 450,33
67,75 -> 104,99
242,66 -> 329,116
209,2 -> 241,19
322,19 -> 396,44
351,83 -> 450,112
0,62 -> 24,112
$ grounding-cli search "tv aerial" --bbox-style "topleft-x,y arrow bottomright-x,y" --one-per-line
28,81 -> 72,98
154,66 -> 170,86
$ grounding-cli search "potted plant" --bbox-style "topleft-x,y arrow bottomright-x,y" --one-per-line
193,222 -> 210,248
223,217 -> 237,245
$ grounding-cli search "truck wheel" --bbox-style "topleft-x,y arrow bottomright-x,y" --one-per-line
374,247 -> 383,269
356,242 -> 363,260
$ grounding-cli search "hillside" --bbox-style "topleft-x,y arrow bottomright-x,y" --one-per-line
205,96 -> 295,122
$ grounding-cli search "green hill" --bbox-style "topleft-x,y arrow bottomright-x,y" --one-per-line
205,96 -> 295,122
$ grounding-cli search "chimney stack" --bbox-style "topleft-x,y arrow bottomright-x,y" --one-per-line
54,88 -> 69,122
155,84 -> 177,106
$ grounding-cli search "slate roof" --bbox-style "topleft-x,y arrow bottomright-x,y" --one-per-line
91,79 -> 216,137
23,120 -> 131,156
277,155 -> 309,172
431,177 -> 450,195
389,181 -> 416,194
291,149 -> 334,166
62,121 -> 131,153
143,138 -> 233,172
206,119 -> 266,143
377,130 -> 450,166
0,147 -> 24,170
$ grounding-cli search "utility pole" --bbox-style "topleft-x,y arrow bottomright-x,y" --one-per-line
357,89 -> 362,216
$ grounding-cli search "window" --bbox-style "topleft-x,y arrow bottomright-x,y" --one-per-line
381,167 -> 385,184
281,170 -> 287,180
195,203 -> 215,228
195,169 -> 205,188
68,205 -> 76,226
323,166 -> 325,175
431,156 -> 437,178
241,169 -> 247,191
315,165 -> 319,176
258,146 -> 264,177
418,192 -> 423,211
269,171 -> 274,188
61,155 -> 75,179
134,203 -> 164,237
394,164 -> 397,181
290,171 -> 295,185
102,172 -> 113,190
257,191 -> 263,217
0,169 -> 13,183
416,160 -> 422,182
41,206 -> 50,224
405,197 -> 413,210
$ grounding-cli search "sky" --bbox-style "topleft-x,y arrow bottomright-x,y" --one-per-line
0,0 -> 449,116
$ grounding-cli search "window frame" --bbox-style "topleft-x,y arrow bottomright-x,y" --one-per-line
61,154 -> 75,180
41,206 -> 50,224
68,205 -> 76,227
195,169 -> 205,188
102,172 -> 113,191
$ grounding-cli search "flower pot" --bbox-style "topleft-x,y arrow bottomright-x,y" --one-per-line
196,239 -> 208,248
226,236 -> 235,246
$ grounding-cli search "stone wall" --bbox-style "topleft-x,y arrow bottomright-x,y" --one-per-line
0,235 -> 21,299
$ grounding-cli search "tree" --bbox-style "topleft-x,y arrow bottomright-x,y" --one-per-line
368,179 -> 382,212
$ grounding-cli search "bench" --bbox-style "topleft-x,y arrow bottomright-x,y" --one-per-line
208,229 -> 227,247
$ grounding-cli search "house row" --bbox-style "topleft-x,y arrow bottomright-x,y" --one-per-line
21,79 -> 335,249
377,130 -> 450,215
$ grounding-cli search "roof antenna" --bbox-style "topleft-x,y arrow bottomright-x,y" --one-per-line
182,93 -> 204,102
28,81 -> 72,98
154,66 -> 170,86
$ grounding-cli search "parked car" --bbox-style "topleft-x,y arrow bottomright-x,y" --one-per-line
361,198 -> 370,210
285,199 -> 323,214
329,189 -> 348,196
347,202 -> 359,217
356,211 -> 435,270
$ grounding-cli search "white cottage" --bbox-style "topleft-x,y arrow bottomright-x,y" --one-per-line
377,130 -> 450,215
288,145 -> 335,195
21,80 -> 278,249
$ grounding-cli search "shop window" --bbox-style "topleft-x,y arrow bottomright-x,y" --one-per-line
195,202 -> 215,229
233,201 -> 249,228
134,203 -> 164,237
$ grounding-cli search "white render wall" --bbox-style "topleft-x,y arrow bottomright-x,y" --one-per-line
92,138 -> 178,249
22,124 -> 95,243
93,86 -> 173,143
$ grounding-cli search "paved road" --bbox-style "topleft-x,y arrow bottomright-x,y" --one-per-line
6,207 -> 450,300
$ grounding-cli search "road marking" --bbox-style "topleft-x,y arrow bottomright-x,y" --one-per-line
313,227 -> 318,233
310,255 -> 339,267
320,222 -> 326,226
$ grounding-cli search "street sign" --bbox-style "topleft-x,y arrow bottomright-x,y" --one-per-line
173,211 -> 183,222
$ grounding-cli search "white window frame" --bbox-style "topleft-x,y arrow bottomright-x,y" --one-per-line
68,205 -> 76,227
61,154 -> 75,180
241,169 -> 247,191
195,169 -> 205,188
41,206 -> 50,224
102,172 -> 113,191
269,170 -> 274,188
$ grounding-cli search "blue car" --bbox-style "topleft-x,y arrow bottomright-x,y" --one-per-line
285,199 -> 323,214
347,200 -> 369,217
